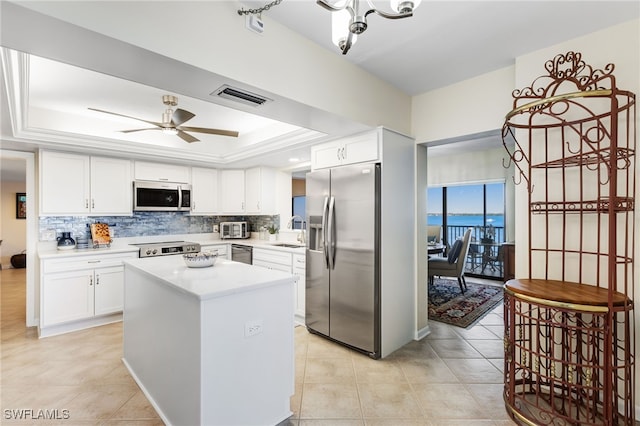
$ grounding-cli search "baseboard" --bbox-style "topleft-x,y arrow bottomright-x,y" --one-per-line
415,324 -> 431,340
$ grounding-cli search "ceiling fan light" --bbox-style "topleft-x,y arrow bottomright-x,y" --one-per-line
390,0 -> 420,13
162,127 -> 178,136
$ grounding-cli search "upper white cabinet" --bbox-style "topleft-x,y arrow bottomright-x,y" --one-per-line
40,151 -> 132,216
90,156 -> 134,214
245,167 -> 276,214
190,167 -> 218,215
311,131 -> 379,170
134,161 -> 190,183
219,169 -> 245,213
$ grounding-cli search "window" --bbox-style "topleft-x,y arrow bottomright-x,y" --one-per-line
291,196 -> 306,229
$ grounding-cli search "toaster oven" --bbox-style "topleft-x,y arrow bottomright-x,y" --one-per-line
220,221 -> 249,239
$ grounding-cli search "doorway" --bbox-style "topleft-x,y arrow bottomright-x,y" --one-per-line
0,150 -> 36,327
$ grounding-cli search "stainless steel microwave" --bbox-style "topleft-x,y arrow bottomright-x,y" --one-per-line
133,180 -> 191,211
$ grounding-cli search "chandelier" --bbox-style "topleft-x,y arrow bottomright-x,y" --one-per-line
317,0 -> 422,54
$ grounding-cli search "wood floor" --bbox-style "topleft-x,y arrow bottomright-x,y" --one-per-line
1,268 -> 514,425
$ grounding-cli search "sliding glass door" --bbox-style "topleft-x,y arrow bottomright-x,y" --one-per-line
428,182 -> 505,280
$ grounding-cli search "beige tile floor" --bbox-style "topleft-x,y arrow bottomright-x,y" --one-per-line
1,268 -> 514,425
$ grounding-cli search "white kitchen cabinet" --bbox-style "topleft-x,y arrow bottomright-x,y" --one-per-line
253,247 -> 304,323
134,161 -> 190,183
94,266 -> 126,316
40,151 -> 132,216
90,156 -> 133,214
292,253 -> 305,325
311,131 -> 379,170
42,269 -> 94,326
252,248 -> 292,272
200,243 -> 230,260
40,251 -> 137,336
40,151 -> 90,214
245,167 -> 276,214
219,169 -> 245,213
190,167 -> 219,215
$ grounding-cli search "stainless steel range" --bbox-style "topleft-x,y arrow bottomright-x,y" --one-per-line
132,241 -> 201,258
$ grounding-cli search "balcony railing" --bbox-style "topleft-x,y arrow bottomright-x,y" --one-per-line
444,225 -> 505,279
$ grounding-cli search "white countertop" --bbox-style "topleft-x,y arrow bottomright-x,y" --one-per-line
124,256 -> 295,301
38,233 -> 305,259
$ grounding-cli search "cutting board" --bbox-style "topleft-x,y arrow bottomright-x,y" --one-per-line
90,223 -> 111,246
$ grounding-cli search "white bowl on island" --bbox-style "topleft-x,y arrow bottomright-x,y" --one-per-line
183,251 -> 218,268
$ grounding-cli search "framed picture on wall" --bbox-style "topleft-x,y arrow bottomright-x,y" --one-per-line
16,193 -> 26,219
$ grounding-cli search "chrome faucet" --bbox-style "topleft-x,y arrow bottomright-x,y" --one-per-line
287,215 -> 306,244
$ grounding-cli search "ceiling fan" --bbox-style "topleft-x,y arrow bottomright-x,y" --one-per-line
89,95 -> 239,143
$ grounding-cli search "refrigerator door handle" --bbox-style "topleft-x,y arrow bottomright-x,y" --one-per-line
322,196 -> 330,269
328,195 -> 336,270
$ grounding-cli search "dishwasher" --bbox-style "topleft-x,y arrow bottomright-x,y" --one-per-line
231,244 -> 253,264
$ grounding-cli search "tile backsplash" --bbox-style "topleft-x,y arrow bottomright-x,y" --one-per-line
39,212 -> 279,241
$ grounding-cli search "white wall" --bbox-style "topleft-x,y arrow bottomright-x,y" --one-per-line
10,1 -> 411,135
1,180 -> 26,268
412,66 -> 515,143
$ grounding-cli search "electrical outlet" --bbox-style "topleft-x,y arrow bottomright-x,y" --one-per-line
213,224 -> 219,233
244,320 -> 263,337
41,229 -> 57,241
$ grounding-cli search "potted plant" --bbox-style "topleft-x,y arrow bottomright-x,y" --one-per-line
267,225 -> 279,241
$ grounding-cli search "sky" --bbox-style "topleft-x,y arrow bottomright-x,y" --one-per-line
428,183 -> 504,215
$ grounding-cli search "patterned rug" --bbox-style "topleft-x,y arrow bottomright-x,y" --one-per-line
428,278 -> 503,328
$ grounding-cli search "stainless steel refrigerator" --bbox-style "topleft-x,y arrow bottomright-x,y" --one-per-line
305,162 -> 380,358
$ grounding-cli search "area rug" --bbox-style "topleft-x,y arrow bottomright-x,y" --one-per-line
428,278 -> 503,328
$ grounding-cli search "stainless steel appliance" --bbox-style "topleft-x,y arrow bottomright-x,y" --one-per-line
231,244 -> 253,264
133,180 -> 191,212
306,162 -> 381,358
221,222 -> 249,239
132,241 -> 201,258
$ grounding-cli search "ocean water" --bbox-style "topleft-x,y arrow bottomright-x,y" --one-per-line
427,214 -> 504,228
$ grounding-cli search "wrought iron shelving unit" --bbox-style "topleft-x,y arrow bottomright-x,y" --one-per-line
502,52 -> 636,425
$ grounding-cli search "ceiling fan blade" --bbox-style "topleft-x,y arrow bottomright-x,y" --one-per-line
178,126 -> 239,138
121,128 -> 161,133
171,108 -> 195,127
88,107 -> 162,127
177,130 -> 199,143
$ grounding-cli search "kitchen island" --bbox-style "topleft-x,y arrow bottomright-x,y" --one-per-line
122,256 -> 295,426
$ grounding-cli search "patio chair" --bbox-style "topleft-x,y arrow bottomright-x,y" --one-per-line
428,228 -> 472,293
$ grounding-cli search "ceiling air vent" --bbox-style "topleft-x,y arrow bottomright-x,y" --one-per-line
212,85 -> 272,107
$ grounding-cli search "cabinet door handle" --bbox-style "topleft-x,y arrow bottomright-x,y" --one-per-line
96,275 -> 100,285
85,199 -> 89,209
87,260 -> 101,264
257,201 -> 260,210
337,148 -> 341,160
89,275 -> 93,286
91,199 -> 95,209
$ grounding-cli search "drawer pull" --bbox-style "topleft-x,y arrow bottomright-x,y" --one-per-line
87,260 -> 101,264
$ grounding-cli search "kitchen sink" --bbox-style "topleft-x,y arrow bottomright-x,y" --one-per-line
271,243 -> 304,248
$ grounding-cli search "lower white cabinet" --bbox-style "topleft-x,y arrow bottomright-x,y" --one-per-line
40,251 -> 137,336
292,253 -> 305,325
253,248 -> 306,324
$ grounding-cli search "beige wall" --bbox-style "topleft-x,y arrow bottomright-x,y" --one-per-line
1,181 -> 27,268
412,66 -> 515,144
